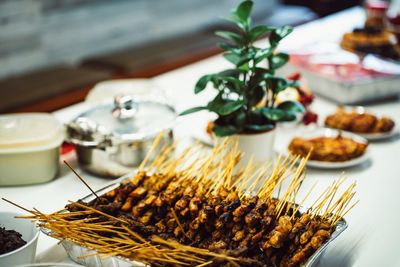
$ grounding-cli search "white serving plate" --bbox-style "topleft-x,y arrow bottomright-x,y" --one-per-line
190,122 -> 214,147
306,150 -> 370,169
324,106 -> 398,141
276,126 -> 370,169
353,125 -> 399,141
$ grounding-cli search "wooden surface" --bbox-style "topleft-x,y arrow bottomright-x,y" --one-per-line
0,66 -> 112,113
0,26 -> 226,114
82,31 -> 223,77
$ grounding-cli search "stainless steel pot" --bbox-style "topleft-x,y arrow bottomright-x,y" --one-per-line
66,95 -> 175,177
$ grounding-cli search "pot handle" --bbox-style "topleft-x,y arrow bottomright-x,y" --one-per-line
65,118 -> 110,149
112,95 -> 138,120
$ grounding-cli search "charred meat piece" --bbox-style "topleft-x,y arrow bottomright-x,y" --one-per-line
263,215 -> 292,249
325,107 -> 395,133
129,187 -> 147,199
288,136 -> 367,162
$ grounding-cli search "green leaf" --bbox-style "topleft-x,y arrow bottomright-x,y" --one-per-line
254,47 -> 273,64
224,14 -> 247,32
237,52 -> 255,67
249,68 -> 272,87
195,74 -> 214,94
244,123 -> 275,132
261,107 -> 286,121
238,62 -> 250,72
218,43 -> 242,54
281,112 -> 297,121
232,0 -> 253,31
277,100 -> 305,114
221,76 -> 244,93
238,63 -> 250,71
270,53 -> 289,70
179,106 -> 208,116
269,26 -> 293,47
235,1 -> 253,22
249,25 -> 273,42
224,52 -> 242,65
247,108 -> 268,125
215,31 -> 243,45
215,100 -> 245,116
234,110 -> 247,128
207,92 -> 224,111
206,91 -> 244,116
275,25 -> 293,39
224,52 -> 253,67
217,69 -> 243,78
232,47 -> 256,67
213,124 -> 240,137
266,77 -> 290,94
276,100 -> 304,121
247,85 -> 265,106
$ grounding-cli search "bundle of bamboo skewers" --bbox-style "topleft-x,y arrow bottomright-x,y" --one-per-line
7,136 -> 358,267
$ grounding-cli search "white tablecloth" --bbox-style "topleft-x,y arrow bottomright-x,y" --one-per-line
1,7 -> 400,267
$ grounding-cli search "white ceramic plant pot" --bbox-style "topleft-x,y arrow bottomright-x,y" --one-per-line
234,128 -> 276,166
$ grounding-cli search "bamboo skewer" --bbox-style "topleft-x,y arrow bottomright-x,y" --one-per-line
2,198 -> 34,213
7,137 -> 359,267
64,160 -> 100,199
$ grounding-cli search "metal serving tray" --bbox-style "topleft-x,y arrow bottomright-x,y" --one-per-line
41,172 -> 347,267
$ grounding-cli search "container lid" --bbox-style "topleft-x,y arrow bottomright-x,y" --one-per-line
366,1 -> 389,11
67,95 -> 175,146
0,113 -> 64,151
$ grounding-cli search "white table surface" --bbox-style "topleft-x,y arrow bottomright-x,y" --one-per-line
1,7 -> 400,267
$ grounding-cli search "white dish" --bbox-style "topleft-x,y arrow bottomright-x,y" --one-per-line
275,126 -> 370,169
0,113 -> 64,185
324,106 -> 398,141
305,150 -> 370,169
353,125 -> 399,141
191,127 -> 214,147
186,113 -> 215,147
0,212 -> 40,266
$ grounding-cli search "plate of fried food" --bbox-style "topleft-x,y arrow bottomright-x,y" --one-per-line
277,126 -> 369,169
324,106 -> 397,141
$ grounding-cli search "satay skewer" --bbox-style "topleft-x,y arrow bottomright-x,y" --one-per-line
9,137 -> 360,267
64,160 -> 100,200
290,181 -> 318,220
1,197 -> 34,214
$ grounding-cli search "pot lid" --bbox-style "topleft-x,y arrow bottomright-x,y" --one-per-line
67,95 -> 175,145
0,113 -> 64,151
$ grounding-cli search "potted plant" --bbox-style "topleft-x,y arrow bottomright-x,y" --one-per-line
181,0 -> 304,163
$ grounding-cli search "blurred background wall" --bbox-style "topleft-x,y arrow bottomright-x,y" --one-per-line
0,0 -> 278,78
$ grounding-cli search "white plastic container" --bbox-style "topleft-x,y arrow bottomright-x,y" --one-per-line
0,212 -> 40,266
0,113 -> 64,185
